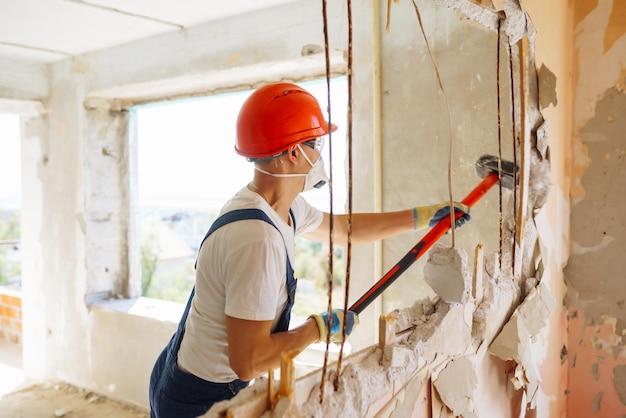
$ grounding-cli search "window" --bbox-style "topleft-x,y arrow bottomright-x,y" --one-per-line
0,114 -> 21,289
134,78 -> 349,327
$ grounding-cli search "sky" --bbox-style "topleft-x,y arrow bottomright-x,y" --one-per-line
0,114 -> 21,209
135,77 -> 348,213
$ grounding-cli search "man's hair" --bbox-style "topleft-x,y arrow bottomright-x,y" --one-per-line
247,150 -> 287,163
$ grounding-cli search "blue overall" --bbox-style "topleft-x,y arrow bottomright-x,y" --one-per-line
149,208 -> 297,418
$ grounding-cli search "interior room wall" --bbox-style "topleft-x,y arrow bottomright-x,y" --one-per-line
564,1 -> 626,415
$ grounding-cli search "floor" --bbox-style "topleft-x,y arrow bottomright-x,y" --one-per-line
0,339 -> 149,418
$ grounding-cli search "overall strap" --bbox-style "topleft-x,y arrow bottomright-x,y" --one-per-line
173,209 -> 281,351
199,209 -> 280,256
175,208 -> 296,350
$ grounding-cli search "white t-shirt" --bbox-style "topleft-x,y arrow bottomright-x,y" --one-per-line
177,187 -> 323,383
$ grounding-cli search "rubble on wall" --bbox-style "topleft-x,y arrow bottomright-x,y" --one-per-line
488,281 -> 556,407
203,238 -> 549,417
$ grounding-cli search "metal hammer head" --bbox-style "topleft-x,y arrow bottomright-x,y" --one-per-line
475,154 -> 517,190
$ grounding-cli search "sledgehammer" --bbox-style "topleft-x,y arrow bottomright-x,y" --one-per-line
349,154 -> 517,315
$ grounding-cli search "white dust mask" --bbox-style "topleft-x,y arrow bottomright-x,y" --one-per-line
253,144 -> 329,193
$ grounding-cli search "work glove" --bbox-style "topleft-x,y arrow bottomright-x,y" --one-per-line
414,202 -> 471,230
309,309 -> 359,344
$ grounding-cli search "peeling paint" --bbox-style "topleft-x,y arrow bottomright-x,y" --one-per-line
538,63 -> 558,109
615,365 -> 626,405
591,362 -> 600,381
566,87 -> 626,324
591,391 -> 603,413
604,0 -> 626,53
567,308 -> 626,416
573,0 -> 599,28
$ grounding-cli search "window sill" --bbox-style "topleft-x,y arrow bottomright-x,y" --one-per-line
88,295 -> 185,324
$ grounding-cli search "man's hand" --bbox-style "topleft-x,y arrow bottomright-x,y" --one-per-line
415,202 -> 470,230
309,309 -> 359,344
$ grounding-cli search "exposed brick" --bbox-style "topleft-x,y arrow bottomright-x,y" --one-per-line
0,289 -> 22,342
4,306 -> 17,319
0,294 -> 14,305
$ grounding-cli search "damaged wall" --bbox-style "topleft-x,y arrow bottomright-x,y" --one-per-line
380,0 -> 508,308
565,0 -> 626,416
204,0 -> 572,416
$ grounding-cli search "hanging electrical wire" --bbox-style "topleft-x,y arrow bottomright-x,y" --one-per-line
508,39 -> 519,274
334,0 -> 354,392
318,0 -> 334,404
410,0 -> 458,247
496,18 -> 504,269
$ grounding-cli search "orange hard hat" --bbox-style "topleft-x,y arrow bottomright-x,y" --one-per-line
235,82 -> 338,159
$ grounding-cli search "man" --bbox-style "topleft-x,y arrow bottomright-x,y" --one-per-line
148,82 -> 469,417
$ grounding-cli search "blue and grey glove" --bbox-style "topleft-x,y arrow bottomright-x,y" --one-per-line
309,309 -> 359,344
414,202 -> 471,230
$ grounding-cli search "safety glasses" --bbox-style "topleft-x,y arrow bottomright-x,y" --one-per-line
302,137 -> 324,153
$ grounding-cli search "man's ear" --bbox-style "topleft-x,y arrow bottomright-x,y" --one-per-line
286,145 -> 299,162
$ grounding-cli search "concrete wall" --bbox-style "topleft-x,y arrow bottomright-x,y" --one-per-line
565,1 -> 626,416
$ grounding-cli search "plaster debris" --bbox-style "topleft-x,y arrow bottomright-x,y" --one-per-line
424,244 -> 471,304
433,356 -> 478,418
529,154 -> 552,210
472,252 -> 519,346
295,350 -> 418,418
382,345 -> 418,369
391,298 -> 435,332
435,0 -> 528,43
490,281 -> 555,357
500,0 -> 529,43
434,0 -> 499,31
488,282 -> 555,405
407,302 -> 472,361
205,295 -> 474,417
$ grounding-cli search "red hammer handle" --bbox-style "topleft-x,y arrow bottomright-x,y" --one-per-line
349,172 -> 499,315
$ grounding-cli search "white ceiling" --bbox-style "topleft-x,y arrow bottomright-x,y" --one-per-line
0,0 -> 297,63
